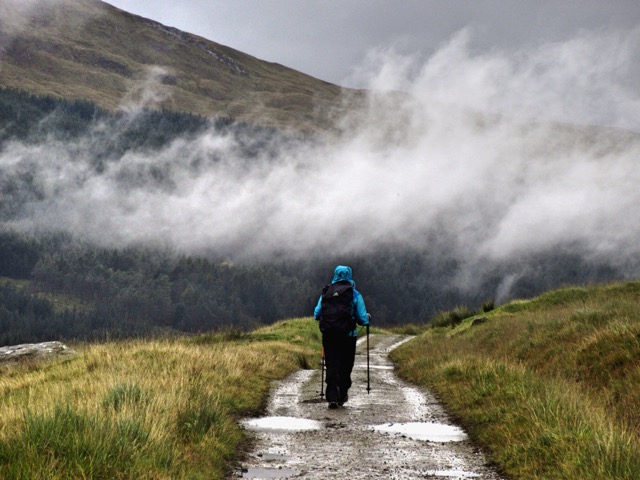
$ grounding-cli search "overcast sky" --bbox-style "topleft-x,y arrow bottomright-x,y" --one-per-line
105,0 -> 640,88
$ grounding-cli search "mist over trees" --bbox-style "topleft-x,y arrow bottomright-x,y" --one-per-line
0,89 -> 629,344
0,230 -> 313,343
0,225 -> 621,345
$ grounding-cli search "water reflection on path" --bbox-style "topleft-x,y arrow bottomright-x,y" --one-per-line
373,421 -> 468,442
241,416 -> 322,433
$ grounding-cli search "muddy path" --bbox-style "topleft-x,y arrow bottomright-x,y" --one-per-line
236,334 -> 505,479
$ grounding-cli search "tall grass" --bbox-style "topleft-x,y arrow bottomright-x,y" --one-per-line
0,317 -> 320,479
392,281 -> 640,480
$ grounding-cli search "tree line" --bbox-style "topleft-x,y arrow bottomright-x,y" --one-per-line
1,227 -> 622,345
0,87 -> 286,156
0,230 -> 318,344
0,229 -> 456,343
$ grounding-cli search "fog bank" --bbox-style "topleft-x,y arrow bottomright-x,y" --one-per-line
2,27 -> 640,295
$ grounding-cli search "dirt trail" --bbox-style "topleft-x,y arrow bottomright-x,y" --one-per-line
236,334 -> 505,479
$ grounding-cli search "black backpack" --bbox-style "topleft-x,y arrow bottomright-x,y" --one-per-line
319,281 -> 355,334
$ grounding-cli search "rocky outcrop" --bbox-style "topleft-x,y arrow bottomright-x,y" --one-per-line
0,341 -> 74,363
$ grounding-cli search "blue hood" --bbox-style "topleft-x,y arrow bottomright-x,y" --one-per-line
332,265 -> 354,285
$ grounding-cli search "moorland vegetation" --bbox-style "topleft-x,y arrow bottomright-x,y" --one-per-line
0,318 -> 318,479
2,282 -> 639,479
392,281 -> 640,480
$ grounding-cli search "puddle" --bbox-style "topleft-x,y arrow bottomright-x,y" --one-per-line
373,422 -> 468,442
242,416 -> 322,433
258,453 -> 293,462
354,364 -> 393,371
242,467 -> 298,478
355,364 -> 394,370
424,470 -> 480,478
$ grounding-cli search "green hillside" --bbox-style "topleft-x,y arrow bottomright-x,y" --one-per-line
0,0 -> 361,132
392,281 -> 640,480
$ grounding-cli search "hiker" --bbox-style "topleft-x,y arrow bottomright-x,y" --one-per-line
314,265 -> 370,409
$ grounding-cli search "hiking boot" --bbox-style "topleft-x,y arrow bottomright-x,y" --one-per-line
338,394 -> 348,406
328,401 -> 339,409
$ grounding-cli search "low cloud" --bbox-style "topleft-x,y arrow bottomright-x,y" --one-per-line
3,27 -> 640,294
0,0 -> 100,50
119,66 -> 175,114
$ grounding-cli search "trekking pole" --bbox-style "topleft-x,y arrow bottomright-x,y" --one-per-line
366,324 -> 371,394
320,346 -> 325,399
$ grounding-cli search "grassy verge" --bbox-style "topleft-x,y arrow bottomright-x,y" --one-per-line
0,317 -> 320,479
391,281 -> 640,479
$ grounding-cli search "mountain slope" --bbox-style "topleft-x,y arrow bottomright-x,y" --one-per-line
0,0 -> 359,131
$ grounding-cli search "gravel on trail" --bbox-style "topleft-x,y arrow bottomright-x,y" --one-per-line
236,334 -> 506,480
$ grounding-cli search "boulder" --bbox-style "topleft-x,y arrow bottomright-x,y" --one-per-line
0,341 -> 74,363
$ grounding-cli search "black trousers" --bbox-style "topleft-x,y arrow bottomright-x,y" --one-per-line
322,332 -> 357,403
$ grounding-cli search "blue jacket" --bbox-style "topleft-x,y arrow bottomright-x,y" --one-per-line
314,265 -> 369,337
